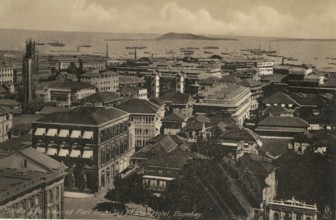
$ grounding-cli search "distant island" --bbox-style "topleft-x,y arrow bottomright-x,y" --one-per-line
156,32 -> 237,41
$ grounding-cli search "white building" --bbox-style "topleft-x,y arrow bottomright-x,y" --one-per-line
81,70 -> 119,92
0,106 -> 12,143
0,64 -> 14,85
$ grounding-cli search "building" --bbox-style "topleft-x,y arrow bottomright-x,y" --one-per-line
0,64 -> 14,85
0,106 -> 13,143
32,106 -> 135,195
36,81 -> 96,108
262,92 -> 298,109
223,59 -> 273,75
240,78 -> 263,110
161,113 -> 186,135
22,40 -> 37,110
116,99 -> 164,150
148,70 -> 185,98
130,135 -> 195,193
73,91 -> 123,107
266,198 -> 317,220
119,75 -> 146,88
81,70 -> 119,92
119,87 -> 148,99
0,99 -> 21,115
0,147 -> 67,219
255,116 -> 309,138
180,114 -> 238,142
50,55 -> 106,71
195,84 -> 252,126
218,128 -> 262,160
155,92 -> 194,119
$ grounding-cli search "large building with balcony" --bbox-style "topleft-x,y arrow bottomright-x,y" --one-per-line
81,70 -> 119,92
195,84 -> 252,126
116,99 -> 164,150
0,147 -> 67,219
31,106 -> 135,195
223,59 -> 273,75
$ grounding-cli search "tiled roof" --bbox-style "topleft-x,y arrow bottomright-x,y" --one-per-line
259,116 -> 309,128
0,105 -> 11,115
240,78 -> 262,88
143,147 -> 195,169
199,76 -> 220,85
116,99 -> 160,114
119,75 -> 145,85
39,106 -> 71,115
262,92 -> 298,105
76,92 -> 121,104
289,93 -> 328,107
81,70 -> 118,77
157,92 -> 192,105
36,106 -> 128,125
43,81 -> 96,91
0,99 -> 20,106
131,135 -> 182,160
220,129 -> 257,142
259,138 -> 291,157
162,113 -> 185,123
262,106 -> 291,116
0,135 -> 32,152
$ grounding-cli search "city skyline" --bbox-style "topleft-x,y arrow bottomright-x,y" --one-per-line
0,0 -> 336,39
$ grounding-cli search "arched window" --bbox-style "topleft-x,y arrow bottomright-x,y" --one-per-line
101,170 -> 105,187
274,212 -> 280,220
106,168 -> 110,185
296,213 -> 302,220
306,217 -> 312,220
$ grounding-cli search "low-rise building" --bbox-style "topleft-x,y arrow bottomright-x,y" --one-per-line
0,147 -> 67,219
32,106 -> 135,195
131,135 -> 194,193
36,81 -> 96,108
255,116 -> 309,138
81,70 -> 119,92
73,91 -> 123,107
116,99 -> 164,150
266,198 -> 317,220
155,92 -> 194,119
0,106 -> 13,143
0,64 -> 14,85
119,87 -> 148,99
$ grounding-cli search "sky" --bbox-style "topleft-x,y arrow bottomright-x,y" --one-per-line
0,0 -> 335,39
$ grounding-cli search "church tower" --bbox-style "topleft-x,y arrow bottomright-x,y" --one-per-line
22,39 -> 37,110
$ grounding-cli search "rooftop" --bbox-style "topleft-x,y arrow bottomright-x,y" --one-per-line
119,75 -> 146,85
156,92 -> 192,105
36,106 -> 128,125
259,138 -> 291,158
262,106 -> 291,116
262,92 -> 298,105
116,99 -> 160,114
81,70 -> 118,77
38,81 -> 96,91
75,92 -> 121,104
259,116 -> 309,128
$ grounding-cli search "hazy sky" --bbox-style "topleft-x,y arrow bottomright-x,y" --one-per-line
0,0 -> 335,38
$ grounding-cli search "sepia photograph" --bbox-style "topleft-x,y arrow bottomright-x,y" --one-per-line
0,0 -> 335,219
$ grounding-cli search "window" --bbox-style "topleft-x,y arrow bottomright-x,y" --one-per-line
101,170 -> 105,187
55,186 -> 60,201
48,190 -> 54,203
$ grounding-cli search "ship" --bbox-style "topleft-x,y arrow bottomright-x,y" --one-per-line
204,51 -> 213,54
35,40 -> 45,46
47,41 -> 65,47
80,44 -> 91,47
203,46 -> 219,49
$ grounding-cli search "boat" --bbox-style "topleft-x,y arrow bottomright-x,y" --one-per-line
35,40 -> 45,46
204,51 -> 213,54
203,46 -> 219,49
80,44 -> 91,47
47,41 -> 65,47
144,52 -> 151,54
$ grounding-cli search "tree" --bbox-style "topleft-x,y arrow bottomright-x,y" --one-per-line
105,174 -> 151,205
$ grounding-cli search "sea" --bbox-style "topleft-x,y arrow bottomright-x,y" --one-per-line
1,29 -> 336,69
